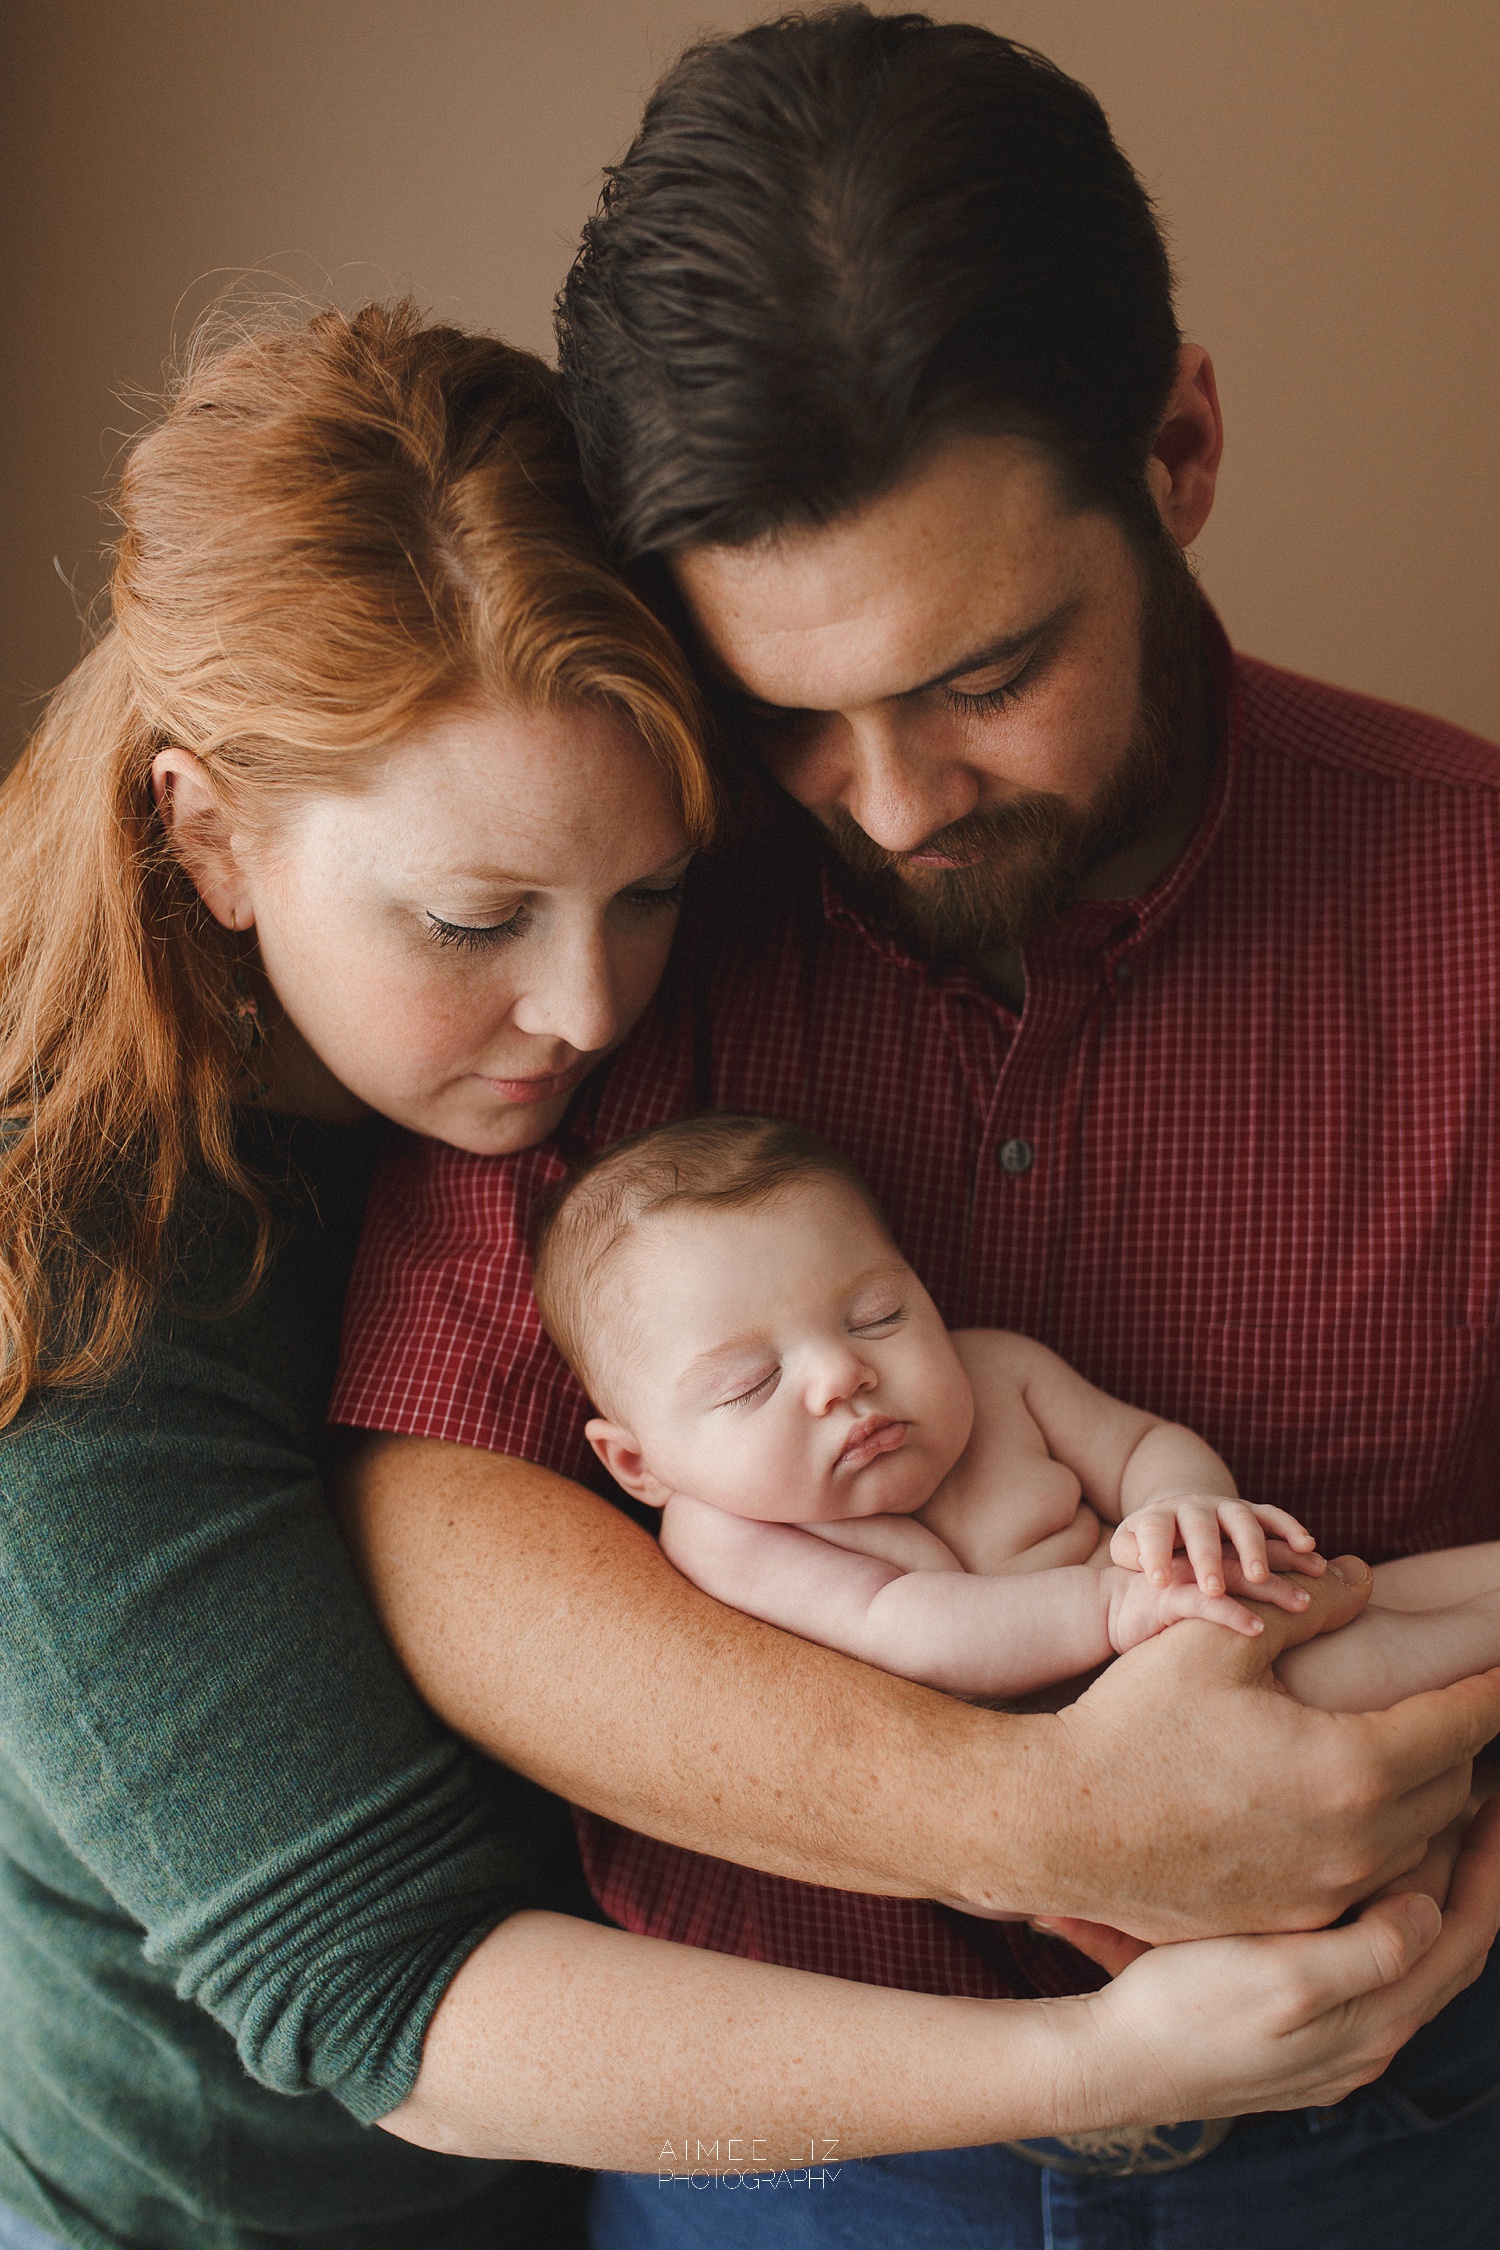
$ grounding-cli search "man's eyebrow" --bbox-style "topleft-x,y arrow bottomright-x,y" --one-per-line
902,598 -> 1076,700
718,598 -> 1076,716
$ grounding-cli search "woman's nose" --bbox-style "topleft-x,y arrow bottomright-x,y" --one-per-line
510,932 -> 620,1055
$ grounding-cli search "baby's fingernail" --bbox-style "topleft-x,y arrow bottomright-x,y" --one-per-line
1404,1895 -> 1442,1945
1249,1616 -> 1264,1632
1153,1570 -> 1168,1586
1206,1578 -> 1223,1595
1249,1564 -> 1267,1580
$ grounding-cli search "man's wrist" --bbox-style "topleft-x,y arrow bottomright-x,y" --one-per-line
937,1709 -> 1084,1917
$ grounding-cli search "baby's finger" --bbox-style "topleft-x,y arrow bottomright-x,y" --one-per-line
1262,1537 -> 1326,1576
1250,1503 -> 1320,1550
1166,1582 -> 1264,1636
1221,1561 -> 1312,1615
1110,1521 -> 1141,1570
1179,1507 -> 1231,1595
1132,1515 -> 1178,1588
1217,1499 -> 1272,1583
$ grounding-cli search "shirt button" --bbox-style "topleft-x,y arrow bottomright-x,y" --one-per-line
998,1137 -> 1035,1176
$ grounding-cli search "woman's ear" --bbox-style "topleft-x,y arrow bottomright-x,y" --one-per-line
584,1417 -> 674,1508
151,749 -> 254,932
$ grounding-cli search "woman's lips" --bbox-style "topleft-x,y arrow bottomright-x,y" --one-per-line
477,1061 -> 586,1106
836,1416 -> 909,1470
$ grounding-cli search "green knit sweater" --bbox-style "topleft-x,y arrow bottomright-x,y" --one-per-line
0,1117 -> 587,2248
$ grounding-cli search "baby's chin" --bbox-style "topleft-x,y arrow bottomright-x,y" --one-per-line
818,1464 -> 938,1522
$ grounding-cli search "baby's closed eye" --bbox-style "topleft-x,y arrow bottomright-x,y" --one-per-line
718,1365 -> 781,1409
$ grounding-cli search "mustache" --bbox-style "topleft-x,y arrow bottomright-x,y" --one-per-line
828,794 -> 1074,879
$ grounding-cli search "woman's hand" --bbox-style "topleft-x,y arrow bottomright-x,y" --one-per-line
1067,1797 -> 1500,2126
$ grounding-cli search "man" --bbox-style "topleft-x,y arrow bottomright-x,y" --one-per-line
337,10 -> 1500,2239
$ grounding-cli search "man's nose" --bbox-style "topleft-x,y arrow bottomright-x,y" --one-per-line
826,711 -> 982,855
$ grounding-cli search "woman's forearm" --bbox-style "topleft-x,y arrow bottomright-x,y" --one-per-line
377,1910 -> 1087,2168
379,1813 -> 1500,2170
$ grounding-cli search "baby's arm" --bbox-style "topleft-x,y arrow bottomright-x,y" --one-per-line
1277,1543 -> 1500,1713
936,1332 -> 1321,1596
659,1492 -> 1296,1700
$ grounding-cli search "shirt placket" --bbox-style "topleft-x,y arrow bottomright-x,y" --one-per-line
961,909 -> 1133,1336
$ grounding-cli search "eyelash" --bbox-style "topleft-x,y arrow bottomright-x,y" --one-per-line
425,879 -> 688,953
722,1370 -> 779,1410
426,907 -> 529,951
718,1308 -> 905,1407
942,661 -> 1035,718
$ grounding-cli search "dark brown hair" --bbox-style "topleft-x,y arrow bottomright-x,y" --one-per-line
556,5 -> 1180,560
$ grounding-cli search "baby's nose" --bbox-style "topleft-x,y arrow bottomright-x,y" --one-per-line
808,1348 -> 876,1413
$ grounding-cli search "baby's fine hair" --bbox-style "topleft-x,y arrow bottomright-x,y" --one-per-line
531,1112 -> 890,1401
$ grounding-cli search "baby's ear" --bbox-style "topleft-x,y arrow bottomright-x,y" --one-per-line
584,1418 -> 673,1509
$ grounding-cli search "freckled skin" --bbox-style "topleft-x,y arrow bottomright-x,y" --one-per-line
182,701 -> 693,1156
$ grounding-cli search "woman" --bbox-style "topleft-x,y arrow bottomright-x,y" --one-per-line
0,301 -> 1492,2250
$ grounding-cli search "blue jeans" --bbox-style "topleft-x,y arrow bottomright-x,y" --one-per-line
0,2210 -> 66,2250
592,1941 -> 1500,2250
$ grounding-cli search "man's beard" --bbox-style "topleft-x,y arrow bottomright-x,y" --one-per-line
825,529 -> 1208,965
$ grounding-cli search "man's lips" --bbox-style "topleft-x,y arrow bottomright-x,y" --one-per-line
835,1415 -> 910,1470
477,1060 -> 587,1106
903,847 -> 986,871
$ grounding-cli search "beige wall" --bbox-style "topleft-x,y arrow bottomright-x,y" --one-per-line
2,0 -> 1496,765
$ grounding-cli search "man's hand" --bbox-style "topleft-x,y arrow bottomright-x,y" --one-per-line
1016,1559 -> 1500,1940
1083,1798 -> 1500,2123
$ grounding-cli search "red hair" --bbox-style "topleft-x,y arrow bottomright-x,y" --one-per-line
0,300 -> 712,1428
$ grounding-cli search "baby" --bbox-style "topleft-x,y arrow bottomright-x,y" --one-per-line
533,1113 -> 1500,1713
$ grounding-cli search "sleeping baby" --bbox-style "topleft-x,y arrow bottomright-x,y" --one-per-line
532,1112 -> 1500,1713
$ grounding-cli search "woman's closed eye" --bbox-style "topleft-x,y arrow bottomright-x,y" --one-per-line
425,873 -> 686,952
426,904 -> 529,950
619,876 -> 689,915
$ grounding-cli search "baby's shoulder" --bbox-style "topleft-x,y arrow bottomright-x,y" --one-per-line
949,1325 -> 1050,1361
948,1326 -> 1056,1399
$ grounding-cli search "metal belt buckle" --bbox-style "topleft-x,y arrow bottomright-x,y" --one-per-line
1002,2116 -> 1236,2177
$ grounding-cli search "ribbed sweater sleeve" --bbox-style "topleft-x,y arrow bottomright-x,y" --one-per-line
0,1128 -> 573,2129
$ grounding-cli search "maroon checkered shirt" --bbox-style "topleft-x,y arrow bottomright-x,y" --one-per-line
331,618 -> 1500,2001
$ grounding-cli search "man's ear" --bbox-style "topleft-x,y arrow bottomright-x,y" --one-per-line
151,749 -> 254,932
584,1417 -> 674,1508
1147,342 -> 1224,549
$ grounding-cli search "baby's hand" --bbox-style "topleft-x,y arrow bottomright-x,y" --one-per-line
1111,1496 -> 1323,1597
1104,1555 -> 1313,1654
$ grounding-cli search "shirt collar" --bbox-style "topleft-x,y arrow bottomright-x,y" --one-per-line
819,600 -> 1241,980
